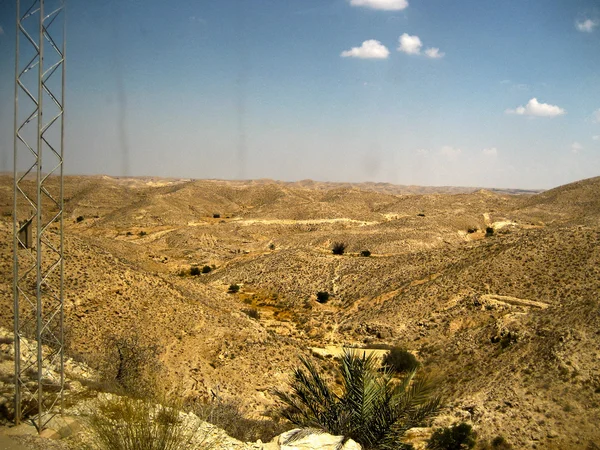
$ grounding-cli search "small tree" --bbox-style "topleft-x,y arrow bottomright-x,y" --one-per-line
316,291 -> 329,303
201,265 -> 212,274
242,308 -> 260,320
76,215 -> 84,223
332,242 -> 346,255
383,347 -> 420,373
427,423 -> 477,450
361,250 -> 371,257
485,227 -> 494,237
228,284 -> 240,294
190,266 -> 201,276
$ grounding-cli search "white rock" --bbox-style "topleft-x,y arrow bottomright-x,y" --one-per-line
278,429 -> 361,450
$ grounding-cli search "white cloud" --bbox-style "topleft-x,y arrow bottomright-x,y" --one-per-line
482,147 -> 498,157
505,98 -> 566,117
398,33 -> 422,55
416,148 -> 429,155
341,40 -> 390,59
350,0 -> 409,11
571,142 -> 582,153
593,135 -> 600,141
425,47 -> 445,59
576,19 -> 598,32
592,109 -> 600,123
440,146 -> 462,160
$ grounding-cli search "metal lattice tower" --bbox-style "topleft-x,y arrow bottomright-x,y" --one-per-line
13,0 -> 66,429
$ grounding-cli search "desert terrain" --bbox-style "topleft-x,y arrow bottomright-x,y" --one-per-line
0,174 -> 599,449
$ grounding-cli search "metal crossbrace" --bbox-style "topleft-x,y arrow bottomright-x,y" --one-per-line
13,0 -> 66,430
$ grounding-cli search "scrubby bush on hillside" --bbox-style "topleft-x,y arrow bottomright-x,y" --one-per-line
477,436 -> 513,449
190,266 -> 201,276
275,350 -> 441,450
382,347 -> 420,373
87,395 -> 211,450
228,284 -> 240,294
139,230 -> 147,237
100,334 -> 163,398
361,250 -> 372,257
189,396 -> 290,443
213,213 -> 220,219
332,242 -> 346,255
76,215 -> 84,223
485,227 -> 494,237
201,265 -> 212,274
242,308 -> 260,320
427,423 -> 477,449
316,291 -> 329,303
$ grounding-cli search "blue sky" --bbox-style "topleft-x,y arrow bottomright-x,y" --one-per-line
1,0 -> 599,189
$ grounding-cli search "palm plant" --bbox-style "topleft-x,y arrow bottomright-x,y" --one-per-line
274,350 -> 442,450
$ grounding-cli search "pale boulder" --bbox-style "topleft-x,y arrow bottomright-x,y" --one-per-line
278,428 -> 361,450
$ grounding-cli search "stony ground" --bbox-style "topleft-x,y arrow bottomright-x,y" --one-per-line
0,175 -> 598,449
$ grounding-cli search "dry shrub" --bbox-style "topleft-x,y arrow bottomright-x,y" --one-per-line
188,396 -> 291,443
85,395 -> 215,450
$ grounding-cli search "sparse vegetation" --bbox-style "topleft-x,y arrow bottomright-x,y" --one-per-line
76,215 -> 84,222
190,266 -> 201,276
427,423 -> 477,449
275,350 -> 441,450
213,213 -> 220,219
86,395 -> 211,450
269,243 -> 275,250
189,396 -> 290,443
103,334 -> 163,398
382,347 -> 420,373
485,227 -> 494,237
242,308 -> 260,320
477,436 -> 513,449
139,230 -> 147,237
228,284 -> 240,294
316,291 -> 329,303
332,242 -> 346,255
201,265 -> 212,274
361,249 -> 372,257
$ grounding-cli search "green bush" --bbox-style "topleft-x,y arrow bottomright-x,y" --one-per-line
190,267 -> 201,276
427,423 -> 477,449
477,436 -> 513,450
76,215 -> 84,223
201,265 -> 212,274
361,250 -> 371,257
139,231 -> 147,237
332,242 -> 346,255
485,227 -> 494,237
242,308 -> 260,320
316,291 -> 330,304
228,284 -> 240,294
382,347 -> 420,373
275,350 -> 441,450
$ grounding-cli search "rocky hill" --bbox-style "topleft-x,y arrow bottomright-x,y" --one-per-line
0,175 -> 597,449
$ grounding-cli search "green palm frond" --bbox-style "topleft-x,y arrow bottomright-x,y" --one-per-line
275,349 -> 443,449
